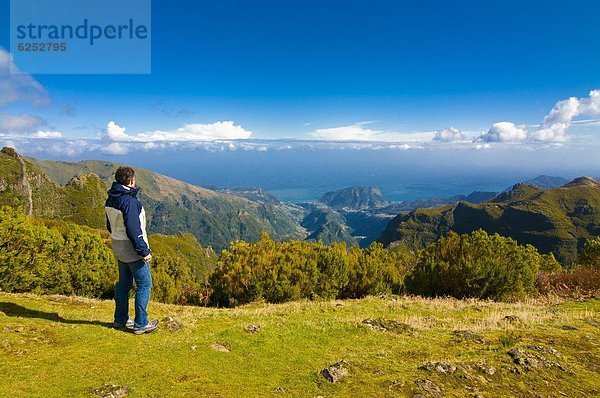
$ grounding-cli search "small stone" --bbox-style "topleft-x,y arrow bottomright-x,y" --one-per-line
321,360 -> 349,383
503,315 -> 521,323
211,343 -> 230,352
361,318 -> 414,334
161,316 -> 181,332
561,325 -> 578,331
190,345 -> 197,351
91,383 -> 129,398
244,324 -> 261,333
415,379 -> 442,398
478,365 -> 496,375
452,330 -> 487,344
419,361 -> 457,374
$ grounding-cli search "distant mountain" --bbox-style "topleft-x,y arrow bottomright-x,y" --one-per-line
502,175 -> 569,192
21,150 -> 307,249
219,187 -> 306,221
340,210 -> 392,246
379,177 -> 600,264
319,186 -> 390,210
307,186 -> 498,248
377,191 -> 497,215
300,204 -> 357,246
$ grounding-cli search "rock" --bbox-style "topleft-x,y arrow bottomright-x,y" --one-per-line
244,324 -> 261,333
561,325 -> 578,331
91,384 -> 129,398
211,343 -> 230,352
527,345 -> 561,358
475,363 -> 496,375
503,315 -> 521,324
389,380 -> 404,390
451,330 -> 486,344
321,360 -> 349,383
508,347 -> 571,373
415,379 -> 443,397
162,316 -> 181,332
361,318 -> 414,334
419,361 -> 457,374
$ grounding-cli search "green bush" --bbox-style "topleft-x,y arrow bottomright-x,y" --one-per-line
579,237 -> 600,268
0,206 -> 116,298
209,232 -> 413,307
405,230 -> 551,300
0,206 -> 216,304
148,233 -> 216,305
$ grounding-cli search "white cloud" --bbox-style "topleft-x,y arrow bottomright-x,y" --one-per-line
478,122 -> 528,143
433,127 -> 467,142
104,120 -> 252,142
311,122 -> 385,141
101,142 -> 130,155
105,121 -> 128,140
310,122 -> 435,142
0,113 -> 46,132
33,130 -> 62,138
531,89 -> 600,142
0,48 -> 50,107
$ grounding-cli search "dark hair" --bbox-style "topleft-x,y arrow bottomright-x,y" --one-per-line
115,166 -> 135,185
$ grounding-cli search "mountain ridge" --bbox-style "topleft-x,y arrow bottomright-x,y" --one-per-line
379,177 -> 600,264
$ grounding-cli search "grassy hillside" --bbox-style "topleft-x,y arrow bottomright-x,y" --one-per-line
379,179 -> 600,264
0,293 -> 598,397
0,148 -> 107,228
25,153 -> 307,250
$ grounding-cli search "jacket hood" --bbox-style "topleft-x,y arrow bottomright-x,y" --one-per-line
107,181 -> 140,198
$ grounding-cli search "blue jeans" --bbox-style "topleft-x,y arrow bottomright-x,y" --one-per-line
114,259 -> 152,329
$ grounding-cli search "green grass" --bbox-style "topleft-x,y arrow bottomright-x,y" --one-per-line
0,293 -> 598,397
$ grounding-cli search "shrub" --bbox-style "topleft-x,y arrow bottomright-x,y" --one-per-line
0,206 -> 116,298
405,230 -> 548,300
536,266 -> 600,298
209,233 -> 413,307
0,206 -> 216,304
579,237 -> 600,269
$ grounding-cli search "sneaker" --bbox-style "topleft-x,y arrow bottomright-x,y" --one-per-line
112,318 -> 135,328
132,319 -> 159,335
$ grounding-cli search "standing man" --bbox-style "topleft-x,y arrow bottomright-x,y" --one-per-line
105,166 -> 158,334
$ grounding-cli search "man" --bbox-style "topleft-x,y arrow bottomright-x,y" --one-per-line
105,166 -> 158,335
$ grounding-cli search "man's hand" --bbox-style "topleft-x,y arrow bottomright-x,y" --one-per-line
143,254 -> 152,263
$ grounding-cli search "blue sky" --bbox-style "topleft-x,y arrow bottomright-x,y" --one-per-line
0,0 -> 599,164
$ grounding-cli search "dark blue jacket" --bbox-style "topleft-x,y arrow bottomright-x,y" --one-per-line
105,182 -> 150,261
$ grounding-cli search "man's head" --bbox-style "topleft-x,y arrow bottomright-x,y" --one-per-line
115,166 -> 136,187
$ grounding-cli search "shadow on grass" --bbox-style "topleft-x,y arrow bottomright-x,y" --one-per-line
0,301 -> 130,333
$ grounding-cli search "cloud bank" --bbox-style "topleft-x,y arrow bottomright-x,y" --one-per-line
433,127 -> 467,142
0,48 -> 50,107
